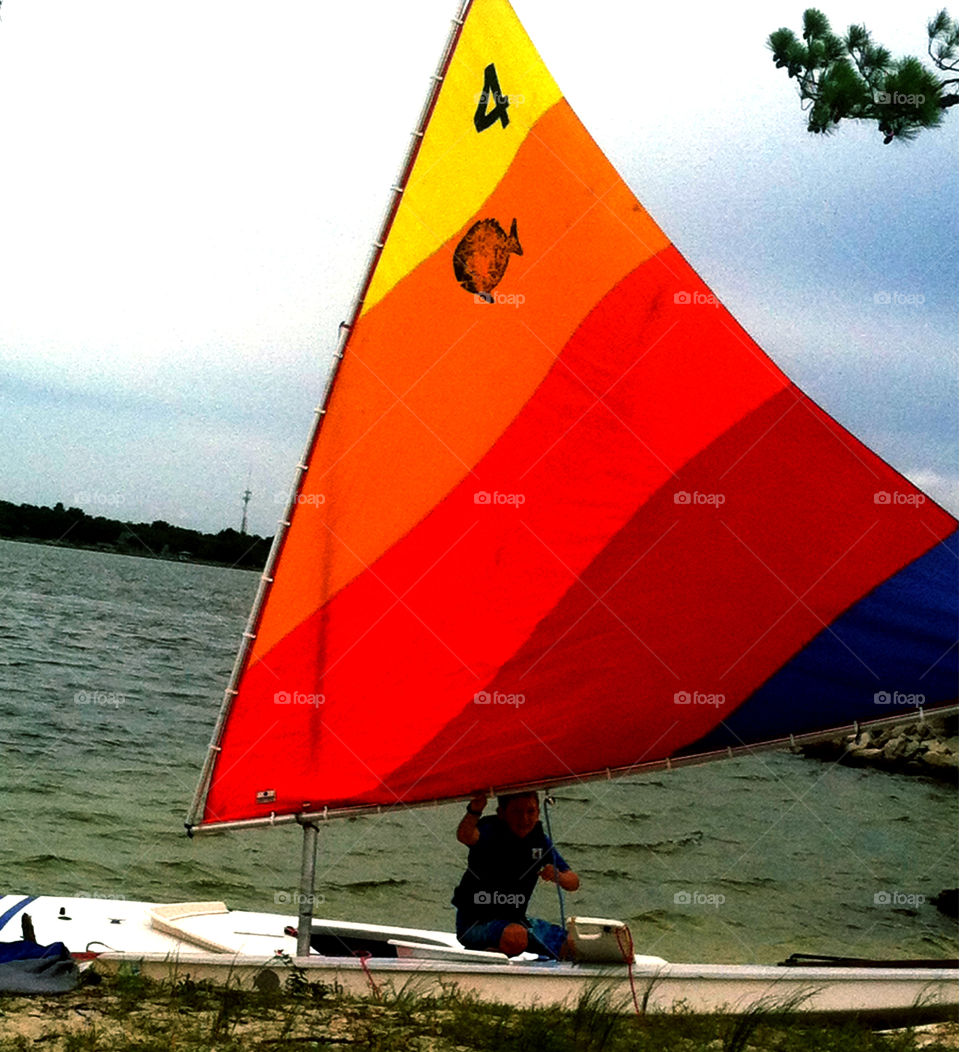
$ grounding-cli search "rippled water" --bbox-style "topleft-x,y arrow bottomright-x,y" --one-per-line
1,538 -> 956,964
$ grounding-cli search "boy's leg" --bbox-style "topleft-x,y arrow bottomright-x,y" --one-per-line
525,917 -> 572,960
498,923 -> 529,956
457,918 -> 512,953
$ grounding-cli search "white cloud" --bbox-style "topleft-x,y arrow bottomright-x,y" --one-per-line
904,469 -> 960,516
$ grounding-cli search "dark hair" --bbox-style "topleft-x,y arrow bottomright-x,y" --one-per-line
496,791 -> 539,811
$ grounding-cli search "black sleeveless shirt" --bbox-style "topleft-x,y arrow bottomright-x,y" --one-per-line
452,816 -> 569,924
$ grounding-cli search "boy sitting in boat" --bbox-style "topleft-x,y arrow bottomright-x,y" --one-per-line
452,791 -> 580,959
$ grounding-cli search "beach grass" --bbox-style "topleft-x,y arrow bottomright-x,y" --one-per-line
0,969 -> 956,1051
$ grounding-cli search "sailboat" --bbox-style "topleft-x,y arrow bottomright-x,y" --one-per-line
9,0 -> 958,1022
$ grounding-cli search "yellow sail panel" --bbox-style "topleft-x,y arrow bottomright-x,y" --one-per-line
361,0 -> 561,315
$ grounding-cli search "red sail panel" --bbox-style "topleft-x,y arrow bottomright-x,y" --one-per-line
192,0 -> 957,829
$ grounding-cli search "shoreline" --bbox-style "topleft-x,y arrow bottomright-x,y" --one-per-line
1,972 -> 957,1051
0,533 -> 261,573
797,712 -> 958,783
0,498 -> 271,571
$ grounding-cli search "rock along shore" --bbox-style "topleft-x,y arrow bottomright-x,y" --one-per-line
798,713 -> 958,782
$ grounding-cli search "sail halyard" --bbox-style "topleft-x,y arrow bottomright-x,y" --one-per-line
188,0 -> 958,834
186,0 -> 474,833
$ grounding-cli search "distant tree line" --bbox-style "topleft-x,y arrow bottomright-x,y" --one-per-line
0,500 -> 271,570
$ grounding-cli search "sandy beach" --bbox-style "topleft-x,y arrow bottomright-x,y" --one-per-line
1,972 -> 957,1051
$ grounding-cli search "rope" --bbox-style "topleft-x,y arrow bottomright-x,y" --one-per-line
615,925 -> 642,1017
354,950 -> 381,999
541,796 -> 566,932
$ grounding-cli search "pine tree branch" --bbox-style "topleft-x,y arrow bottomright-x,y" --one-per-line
772,7 -> 957,142
849,46 -> 870,81
929,42 -> 960,71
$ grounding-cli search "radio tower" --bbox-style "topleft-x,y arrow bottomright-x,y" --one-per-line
240,486 -> 252,535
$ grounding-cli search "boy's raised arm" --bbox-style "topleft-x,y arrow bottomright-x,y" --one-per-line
456,792 -> 488,846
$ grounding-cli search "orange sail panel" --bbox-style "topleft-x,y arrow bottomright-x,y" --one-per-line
192,0 -> 957,829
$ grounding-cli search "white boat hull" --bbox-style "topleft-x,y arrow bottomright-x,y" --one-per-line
90,949 -> 959,1026
4,895 -> 956,1026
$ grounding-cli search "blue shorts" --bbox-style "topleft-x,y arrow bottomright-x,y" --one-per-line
456,915 -> 566,958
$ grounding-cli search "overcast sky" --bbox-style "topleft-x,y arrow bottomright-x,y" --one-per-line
1,0 -> 956,537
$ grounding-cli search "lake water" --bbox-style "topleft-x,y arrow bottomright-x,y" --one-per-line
1,538 -> 956,964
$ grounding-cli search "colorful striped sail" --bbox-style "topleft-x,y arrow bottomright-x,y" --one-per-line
188,0 -> 957,831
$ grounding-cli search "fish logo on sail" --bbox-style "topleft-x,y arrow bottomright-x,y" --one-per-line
453,217 -> 522,302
